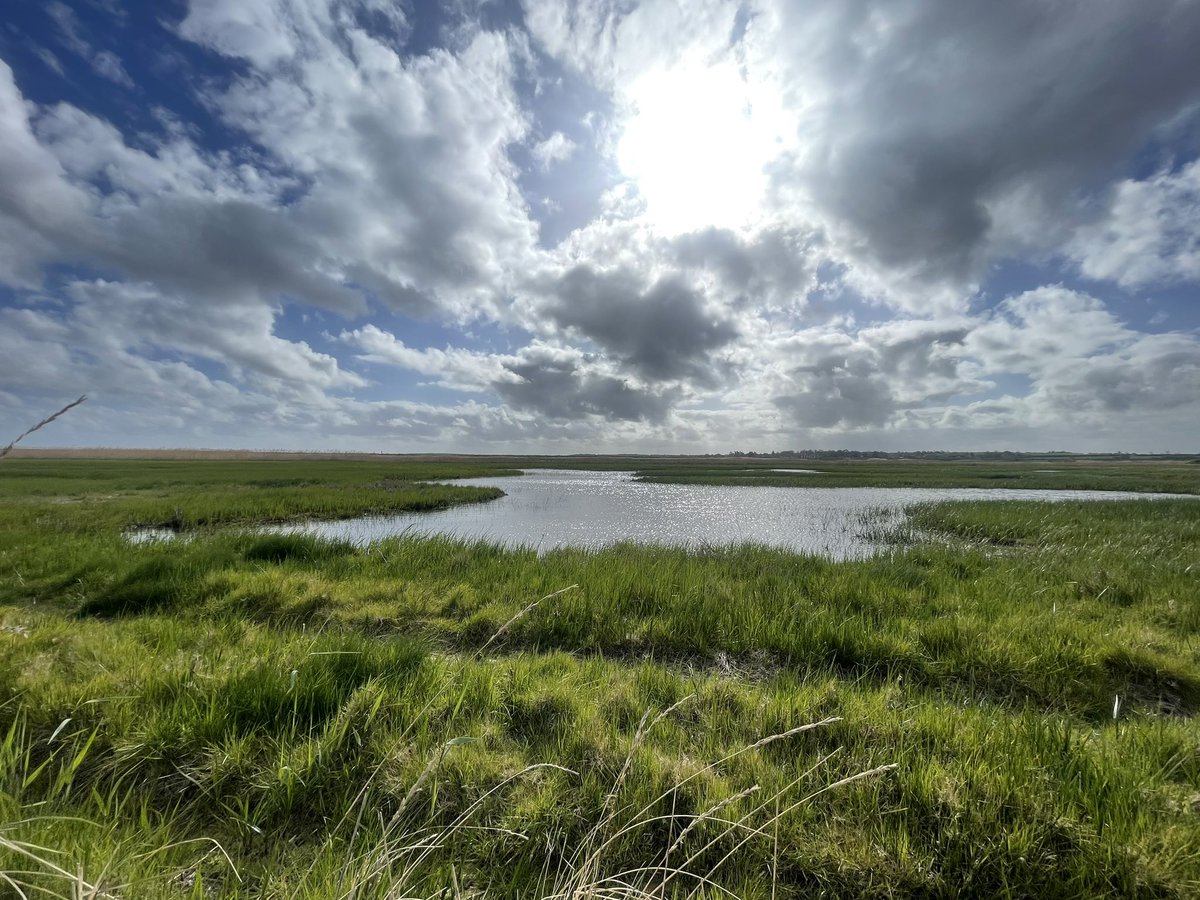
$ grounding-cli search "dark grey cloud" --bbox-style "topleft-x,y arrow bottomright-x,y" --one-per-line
545,266 -> 739,384
875,327 -> 969,382
771,322 -> 973,429
494,345 -> 677,422
671,226 -> 819,308
1059,348 -> 1200,414
101,198 -> 367,314
774,353 -> 894,429
760,0 -> 1200,287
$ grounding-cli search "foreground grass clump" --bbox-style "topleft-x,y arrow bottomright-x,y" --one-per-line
1,458 -> 1198,898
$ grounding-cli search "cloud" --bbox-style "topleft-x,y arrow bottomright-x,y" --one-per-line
522,0 -> 740,88
773,354 -> 895,429
176,0 -> 300,67
967,289 -> 1131,376
0,64 -> 366,314
0,304 -> 274,444
494,342 -> 678,422
751,285 -> 1200,440
46,2 -> 93,58
967,287 -> 1200,421
531,131 -> 577,169
1067,160 -> 1200,288
671,226 -> 820,310
33,47 -> 66,77
341,324 -> 679,423
750,0 -> 1200,298
767,320 -> 975,430
1041,334 -> 1200,416
3,1 -> 547,323
0,62 -> 93,286
193,14 -> 540,316
55,278 -> 363,394
90,50 -> 135,87
46,2 -> 136,87
541,265 -> 740,384
530,0 -> 1200,305
340,324 -> 517,392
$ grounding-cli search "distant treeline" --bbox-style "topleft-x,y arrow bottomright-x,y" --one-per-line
725,450 -> 1200,461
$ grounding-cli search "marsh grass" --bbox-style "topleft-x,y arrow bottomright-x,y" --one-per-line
1,458 -> 1199,897
0,612 -> 899,899
628,456 -> 1200,494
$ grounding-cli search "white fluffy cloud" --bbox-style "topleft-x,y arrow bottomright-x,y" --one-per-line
531,131 -> 577,169
182,5 -> 540,317
968,288 -> 1200,423
340,324 -> 518,393
1067,161 -> 1200,288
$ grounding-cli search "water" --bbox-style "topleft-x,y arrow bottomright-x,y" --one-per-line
231,469 -> 1188,559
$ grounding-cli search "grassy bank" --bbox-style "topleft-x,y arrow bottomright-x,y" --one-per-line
1,458 -> 1198,898
0,458 -> 513,532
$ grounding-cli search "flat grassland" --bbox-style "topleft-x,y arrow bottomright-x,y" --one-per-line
1,456 -> 1198,898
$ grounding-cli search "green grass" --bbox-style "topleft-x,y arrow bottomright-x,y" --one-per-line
626,457 -> 1200,493
1,458 -> 1199,898
0,458 -> 515,532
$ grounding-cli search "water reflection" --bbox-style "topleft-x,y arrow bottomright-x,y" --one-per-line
241,469 -> 1187,559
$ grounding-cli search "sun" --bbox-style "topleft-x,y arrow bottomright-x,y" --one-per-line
616,59 -> 780,235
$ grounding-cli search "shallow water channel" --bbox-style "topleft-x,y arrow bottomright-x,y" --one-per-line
211,468 -> 1188,559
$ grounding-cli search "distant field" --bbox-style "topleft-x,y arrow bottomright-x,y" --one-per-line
630,456 -> 1200,493
11,449 -> 1197,494
7,447 -> 504,461
1,456 -> 1199,898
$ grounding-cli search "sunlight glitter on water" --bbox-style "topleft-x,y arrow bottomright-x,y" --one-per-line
250,469 -> 1190,560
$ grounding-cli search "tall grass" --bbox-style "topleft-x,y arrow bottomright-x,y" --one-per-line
0,610 -> 901,898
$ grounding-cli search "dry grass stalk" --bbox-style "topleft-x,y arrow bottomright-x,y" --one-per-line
746,717 -> 842,750
0,396 -> 86,460
386,748 -> 447,830
562,716 -> 850,899
674,762 -> 901,899
666,784 -> 761,855
322,583 -> 582,897
479,583 -> 579,654
0,832 -> 112,899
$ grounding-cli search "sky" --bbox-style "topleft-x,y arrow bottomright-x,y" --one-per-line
1,0 -> 1199,454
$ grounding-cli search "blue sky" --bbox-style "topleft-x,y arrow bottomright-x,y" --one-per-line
1,0 -> 1198,452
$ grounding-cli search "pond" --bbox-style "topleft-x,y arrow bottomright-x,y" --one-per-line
239,468 -> 1187,559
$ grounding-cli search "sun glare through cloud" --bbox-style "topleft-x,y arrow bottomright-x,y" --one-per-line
617,59 -> 782,234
